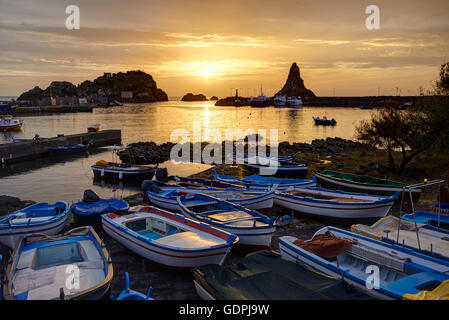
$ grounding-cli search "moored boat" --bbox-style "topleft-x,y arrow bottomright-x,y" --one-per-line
146,183 -> 274,212
287,96 -> 303,107
88,124 -> 101,132
92,160 -> 158,182
101,206 -> 238,267
313,116 -> 336,126
279,226 -> 449,299
274,187 -> 398,221
176,193 -> 277,247
0,116 -> 23,132
239,157 -> 308,178
315,170 -> 422,199
48,141 -> 89,156
402,211 -> 449,230
2,226 -> 113,300
212,169 -> 316,191
0,201 -> 69,249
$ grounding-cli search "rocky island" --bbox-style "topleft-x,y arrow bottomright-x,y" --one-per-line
181,93 -> 208,101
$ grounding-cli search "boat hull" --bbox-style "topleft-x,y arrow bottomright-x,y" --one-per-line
48,144 -> 88,156
92,165 -> 156,182
242,163 -> 308,178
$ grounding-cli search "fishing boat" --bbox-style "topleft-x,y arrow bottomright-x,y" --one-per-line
351,215 -> 449,258
2,226 -> 113,300
249,93 -> 270,108
192,250 -> 375,300
176,193 -> 277,247
431,202 -> 449,214
212,169 -> 316,191
102,206 -> 238,267
273,94 -> 287,107
313,116 -> 336,126
115,272 -> 153,300
274,187 -> 398,221
287,96 -> 303,107
279,226 -> 449,299
315,170 -> 422,199
0,116 -> 23,132
238,156 -> 308,178
91,160 -> 158,182
227,152 -> 294,163
48,141 -> 89,156
154,175 -> 244,190
0,201 -> 69,249
87,124 -> 101,132
146,183 -> 274,212
402,211 -> 449,230
71,190 -> 129,229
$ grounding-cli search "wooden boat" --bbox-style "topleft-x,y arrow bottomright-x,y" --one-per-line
212,169 -> 316,191
115,272 -> 153,300
102,206 -> 238,267
146,185 -> 274,212
313,116 -> 336,126
315,170 -> 422,199
192,250 -> 375,300
402,211 -> 449,230
156,175 -> 245,190
177,193 -> 277,247
274,187 -> 398,221
71,197 -> 129,229
0,115 -> 23,132
0,201 -> 69,249
48,142 -> 89,156
2,226 -> 113,300
91,160 -> 158,182
227,152 -> 294,163
352,215 -> 449,258
237,156 -> 308,178
279,226 -> 449,299
431,202 -> 449,214
87,124 -> 101,132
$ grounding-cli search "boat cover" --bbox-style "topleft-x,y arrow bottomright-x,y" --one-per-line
292,231 -> 356,258
193,250 -> 375,300
403,280 -> 449,300
71,198 -> 129,216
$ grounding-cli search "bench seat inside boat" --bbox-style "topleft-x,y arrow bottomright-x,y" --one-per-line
386,271 -> 449,295
12,240 -> 105,300
156,231 -> 226,249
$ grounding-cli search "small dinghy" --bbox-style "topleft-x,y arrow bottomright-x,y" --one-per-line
402,211 -> 449,230
115,272 -> 153,300
313,116 -> 336,126
274,187 -> 398,221
231,154 -> 308,178
212,169 -> 316,191
92,160 -> 158,182
0,115 -> 23,132
315,170 -> 422,200
48,141 -> 89,156
0,201 -> 69,249
2,226 -> 113,300
177,193 -> 277,247
192,250 -> 375,300
352,215 -> 449,258
102,206 -> 238,267
146,182 -> 274,212
279,226 -> 449,299
71,190 -> 130,229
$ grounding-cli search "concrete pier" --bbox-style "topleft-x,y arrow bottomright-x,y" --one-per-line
0,129 -> 121,164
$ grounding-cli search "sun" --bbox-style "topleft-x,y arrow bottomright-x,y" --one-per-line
199,64 -> 214,78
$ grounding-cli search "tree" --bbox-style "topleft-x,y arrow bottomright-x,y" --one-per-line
436,62 -> 449,94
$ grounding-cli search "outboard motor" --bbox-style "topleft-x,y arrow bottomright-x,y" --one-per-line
155,167 -> 168,181
82,189 -> 100,203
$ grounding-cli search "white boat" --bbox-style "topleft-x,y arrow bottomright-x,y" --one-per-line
286,96 -> 302,107
279,226 -> 449,300
0,202 -> 69,249
352,215 -> 449,258
177,193 -> 277,247
274,187 -> 398,221
274,95 -> 287,107
146,184 -> 274,212
102,206 -> 238,267
2,226 -> 113,300
0,115 -> 23,132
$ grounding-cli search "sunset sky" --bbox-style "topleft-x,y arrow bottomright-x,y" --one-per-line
0,0 -> 448,97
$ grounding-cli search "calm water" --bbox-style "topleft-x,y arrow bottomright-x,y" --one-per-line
0,101 -> 374,203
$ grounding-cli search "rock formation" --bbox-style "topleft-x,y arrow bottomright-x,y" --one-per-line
275,62 -> 316,98
210,96 -> 219,101
181,93 -> 208,101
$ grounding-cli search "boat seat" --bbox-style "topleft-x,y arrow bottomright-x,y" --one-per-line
208,211 -> 255,223
386,271 -> 449,295
10,217 -> 52,225
347,245 -> 410,272
138,230 -> 163,241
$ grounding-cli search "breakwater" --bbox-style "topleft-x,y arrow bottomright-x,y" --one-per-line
0,129 -> 121,164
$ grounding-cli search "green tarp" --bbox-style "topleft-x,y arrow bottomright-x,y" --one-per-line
193,250 -> 376,300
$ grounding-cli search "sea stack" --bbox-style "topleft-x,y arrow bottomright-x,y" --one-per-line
276,62 -> 316,98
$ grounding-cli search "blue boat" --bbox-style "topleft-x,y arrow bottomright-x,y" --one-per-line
227,152 -> 294,162
234,155 -> 308,178
48,141 -> 89,156
2,226 -> 113,300
153,175 -> 245,190
0,201 -> 69,249
71,193 -> 129,229
212,169 -> 316,191
115,272 -> 153,300
402,211 -> 449,230
177,193 -> 277,247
